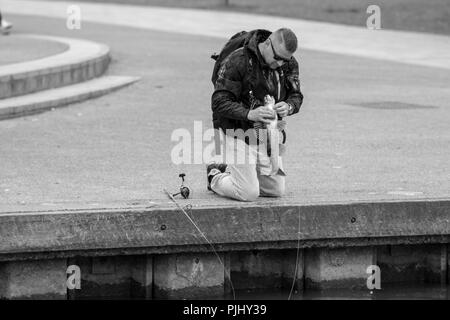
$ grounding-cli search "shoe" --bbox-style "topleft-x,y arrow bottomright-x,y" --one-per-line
0,20 -> 12,35
206,163 -> 227,191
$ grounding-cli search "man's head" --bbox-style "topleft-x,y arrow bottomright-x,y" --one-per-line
259,28 -> 298,69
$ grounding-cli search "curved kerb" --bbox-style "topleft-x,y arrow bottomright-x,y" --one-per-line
0,34 -> 110,99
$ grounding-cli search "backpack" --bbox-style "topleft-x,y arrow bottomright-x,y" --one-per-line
211,30 -> 254,85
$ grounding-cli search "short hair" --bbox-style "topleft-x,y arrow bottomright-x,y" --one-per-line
275,28 -> 298,53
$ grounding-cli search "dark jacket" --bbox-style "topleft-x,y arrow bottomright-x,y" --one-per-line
211,29 -> 304,137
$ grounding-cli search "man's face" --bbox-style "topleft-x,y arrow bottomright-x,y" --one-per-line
266,36 -> 293,69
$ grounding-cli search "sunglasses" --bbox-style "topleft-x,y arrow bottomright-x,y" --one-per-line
269,38 -> 292,63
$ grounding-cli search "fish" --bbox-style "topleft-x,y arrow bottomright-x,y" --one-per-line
263,95 -> 280,175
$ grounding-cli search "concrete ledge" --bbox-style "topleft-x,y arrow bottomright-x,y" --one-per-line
305,246 -> 376,289
0,75 -> 140,120
231,249 -> 303,292
154,253 -> 226,299
377,244 -> 444,283
67,255 -> 152,299
0,258 -> 67,299
0,200 -> 449,260
0,34 -> 110,99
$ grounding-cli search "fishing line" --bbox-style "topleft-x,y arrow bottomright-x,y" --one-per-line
288,209 -> 301,300
164,188 -> 236,300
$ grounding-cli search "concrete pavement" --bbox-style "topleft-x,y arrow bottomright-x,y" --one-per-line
3,0 -> 450,69
0,4 -> 449,300
0,12 -> 449,213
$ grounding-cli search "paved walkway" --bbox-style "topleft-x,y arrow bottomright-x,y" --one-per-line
0,6 -> 449,213
3,0 -> 450,70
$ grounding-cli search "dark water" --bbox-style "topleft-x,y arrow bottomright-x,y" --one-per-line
227,284 -> 450,300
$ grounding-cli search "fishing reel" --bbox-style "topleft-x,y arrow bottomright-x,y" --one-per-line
170,173 -> 191,199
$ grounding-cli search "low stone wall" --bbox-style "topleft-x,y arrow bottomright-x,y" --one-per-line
0,200 -> 449,299
0,244 -> 448,299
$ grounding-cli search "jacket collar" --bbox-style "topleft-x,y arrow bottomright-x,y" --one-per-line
246,29 -> 272,69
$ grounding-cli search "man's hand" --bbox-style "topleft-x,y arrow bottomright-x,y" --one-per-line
247,106 -> 276,124
274,102 -> 290,117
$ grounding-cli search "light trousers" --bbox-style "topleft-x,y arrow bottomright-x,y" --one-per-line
210,133 -> 286,202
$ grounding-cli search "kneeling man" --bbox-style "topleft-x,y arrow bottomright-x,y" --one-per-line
208,28 -> 304,201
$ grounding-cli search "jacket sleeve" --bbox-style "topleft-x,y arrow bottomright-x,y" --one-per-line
284,57 -> 304,116
211,53 -> 250,121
